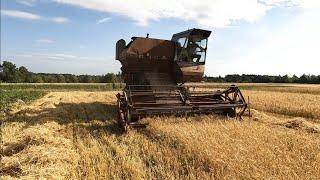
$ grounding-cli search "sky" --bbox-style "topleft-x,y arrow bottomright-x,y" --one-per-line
1,0 -> 319,76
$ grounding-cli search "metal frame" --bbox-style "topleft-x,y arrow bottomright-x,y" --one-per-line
117,84 -> 247,130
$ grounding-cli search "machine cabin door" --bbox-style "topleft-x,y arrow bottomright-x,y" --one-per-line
175,36 -> 208,64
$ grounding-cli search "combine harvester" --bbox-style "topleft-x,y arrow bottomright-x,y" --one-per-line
116,28 -> 247,130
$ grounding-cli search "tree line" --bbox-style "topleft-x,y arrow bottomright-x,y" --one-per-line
0,61 -> 319,84
0,61 -> 122,83
204,74 -> 320,84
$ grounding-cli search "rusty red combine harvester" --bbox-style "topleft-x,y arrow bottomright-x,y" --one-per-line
116,28 -> 247,130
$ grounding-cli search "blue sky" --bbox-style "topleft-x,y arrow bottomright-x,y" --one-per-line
1,0 -> 319,76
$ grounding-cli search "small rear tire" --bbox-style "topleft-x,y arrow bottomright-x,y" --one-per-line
117,98 -> 128,132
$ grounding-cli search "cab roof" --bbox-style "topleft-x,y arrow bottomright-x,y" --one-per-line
171,28 -> 212,42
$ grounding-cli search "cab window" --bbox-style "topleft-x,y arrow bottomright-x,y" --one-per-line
177,37 -> 188,48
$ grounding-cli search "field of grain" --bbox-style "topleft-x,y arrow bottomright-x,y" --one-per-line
243,90 -> 320,119
1,84 -> 320,179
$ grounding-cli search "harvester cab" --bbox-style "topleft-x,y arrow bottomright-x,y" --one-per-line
172,28 -> 210,64
115,28 -> 247,131
171,29 -> 211,82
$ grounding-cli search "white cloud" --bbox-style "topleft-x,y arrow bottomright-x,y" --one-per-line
206,10 -> 320,76
293,0 -> 320,10
1,9 -> 70,23
52,0 -> 267,27
10,53 -> 119,74
53,0 -> 320,27
37,38 -> 55,44
1,9 -> 41,20
262,0 -> 320,10
16,0 -> 37,6
52,53 -> 77,59
97,17 -> 111,24
15,53 -> 87,61
52,17 -> 69,23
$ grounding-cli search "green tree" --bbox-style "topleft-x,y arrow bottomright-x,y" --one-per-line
292,75 -> 299,83
43,75 -> 57,83
2,61 -> 20,82
101,73 -> 117,83
18,66 -> 32,82
78,75 -> 92,83
70,75 -> 78,83
32,75 -> 44,83
282,75 -> 291,83
56,74 -> 66,83
299,74 -> 309,84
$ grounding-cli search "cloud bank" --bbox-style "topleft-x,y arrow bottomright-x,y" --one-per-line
53,0 -> 320,27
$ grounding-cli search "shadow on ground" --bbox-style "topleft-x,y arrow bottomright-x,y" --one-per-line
3,102 -> 123,135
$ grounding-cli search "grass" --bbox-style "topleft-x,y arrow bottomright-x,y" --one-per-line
0,90 -> 46,116
0,83 -> 124,91
1,82 -> 320,94
1,84 -> 320,179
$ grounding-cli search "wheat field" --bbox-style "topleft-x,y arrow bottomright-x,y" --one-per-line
1,86 -> 320,179
243,90 -> 320,119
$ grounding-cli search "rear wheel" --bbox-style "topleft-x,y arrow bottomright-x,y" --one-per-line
117,96 -> 128,132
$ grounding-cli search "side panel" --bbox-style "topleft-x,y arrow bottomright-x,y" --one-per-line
126,38 -> 176,60
119,37 -> 176,73
118,37 -> 177,85
174,62 -> 205,83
